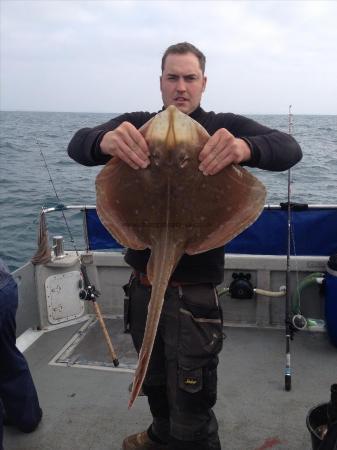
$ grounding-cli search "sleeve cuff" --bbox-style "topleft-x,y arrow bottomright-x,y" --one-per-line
240,137 -> 260,167
92,131 -> 112,164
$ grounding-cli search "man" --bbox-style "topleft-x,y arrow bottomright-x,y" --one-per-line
68,42 -> 302,450
0,258 -> 42,450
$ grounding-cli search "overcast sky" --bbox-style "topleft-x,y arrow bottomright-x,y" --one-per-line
1,0 -> 336,115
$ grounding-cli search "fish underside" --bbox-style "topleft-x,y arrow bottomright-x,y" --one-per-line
96,105 -> 266,408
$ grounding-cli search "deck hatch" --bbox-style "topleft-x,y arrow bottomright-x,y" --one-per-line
45,271 -> 84,324
49,316 -> 137,372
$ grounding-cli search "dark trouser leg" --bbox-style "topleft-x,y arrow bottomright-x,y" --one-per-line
0,402 -> 3,450
0,278 -> 42,433
167,362 -> 222,450
128,279 -> 223,449
128,278 -> 170,443
164,284 -> 223,450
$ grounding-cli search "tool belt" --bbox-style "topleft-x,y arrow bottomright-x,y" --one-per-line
133,270 -> 194,288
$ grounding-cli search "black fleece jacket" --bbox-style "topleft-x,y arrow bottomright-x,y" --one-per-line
68,106 -> 302,284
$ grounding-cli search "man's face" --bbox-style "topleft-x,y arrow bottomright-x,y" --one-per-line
160,52 -> 207,115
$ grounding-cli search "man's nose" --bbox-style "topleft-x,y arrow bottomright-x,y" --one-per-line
176,77 -> 186,91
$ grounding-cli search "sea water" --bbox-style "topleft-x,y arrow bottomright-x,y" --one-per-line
0,111 -> 336,271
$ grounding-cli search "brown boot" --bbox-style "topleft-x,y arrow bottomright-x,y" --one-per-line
122,430 -> 168,449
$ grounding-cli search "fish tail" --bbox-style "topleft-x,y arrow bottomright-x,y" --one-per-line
128,242 -> 184,408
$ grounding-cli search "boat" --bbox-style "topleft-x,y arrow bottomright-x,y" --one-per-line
3,203 -> 337,450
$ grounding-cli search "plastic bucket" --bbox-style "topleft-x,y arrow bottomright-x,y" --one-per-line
306,403 -> 328,450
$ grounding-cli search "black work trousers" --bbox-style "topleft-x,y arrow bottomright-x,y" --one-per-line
128,277 -> 223,450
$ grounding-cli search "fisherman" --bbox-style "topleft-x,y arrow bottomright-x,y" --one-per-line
68,42 -> 302,450
0,258 -> 42,449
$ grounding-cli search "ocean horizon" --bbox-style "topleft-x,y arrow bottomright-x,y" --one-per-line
1,111 -> 336,271
1,109 -> 336,116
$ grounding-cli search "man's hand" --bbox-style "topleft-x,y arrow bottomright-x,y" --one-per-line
198,128 -> 251,175
100,122 -> 150,170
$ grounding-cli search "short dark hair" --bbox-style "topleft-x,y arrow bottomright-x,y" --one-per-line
161,42 -> 206,74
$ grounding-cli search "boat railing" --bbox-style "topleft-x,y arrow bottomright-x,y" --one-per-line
40,203 -> 337,257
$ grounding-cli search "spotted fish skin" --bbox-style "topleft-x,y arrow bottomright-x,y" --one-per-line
95,105 -> 266,407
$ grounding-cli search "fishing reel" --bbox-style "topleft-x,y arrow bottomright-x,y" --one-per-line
79,287 -> 94,301
291,314 -> 307,330
78,278 -> 100,302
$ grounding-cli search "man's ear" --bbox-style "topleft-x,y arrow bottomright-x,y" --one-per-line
202,76 -> 207,92
160,75 -> 163,92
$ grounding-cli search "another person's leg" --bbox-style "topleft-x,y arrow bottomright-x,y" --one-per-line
0,403 -> 3,450
0,277 -> 42,433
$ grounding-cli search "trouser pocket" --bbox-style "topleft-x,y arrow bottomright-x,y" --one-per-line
177,358 -> 219,413
178,284 -> 223,369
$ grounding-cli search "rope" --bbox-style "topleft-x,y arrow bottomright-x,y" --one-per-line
31,210 -> 52,265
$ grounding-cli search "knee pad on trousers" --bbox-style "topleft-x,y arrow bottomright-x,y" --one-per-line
170,409 -> 218,442
142,384 -> 170,419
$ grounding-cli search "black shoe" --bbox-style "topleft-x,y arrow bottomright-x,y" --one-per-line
2,410 -> 12,427
20,407 -> 43,433
122,430 -> 168,449
3,407 -> 43,433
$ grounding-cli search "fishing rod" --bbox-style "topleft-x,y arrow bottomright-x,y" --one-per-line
284,105 -> 294,391
37,140 -> 119,367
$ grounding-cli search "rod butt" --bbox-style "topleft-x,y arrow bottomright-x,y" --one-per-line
285,374 -> 291,391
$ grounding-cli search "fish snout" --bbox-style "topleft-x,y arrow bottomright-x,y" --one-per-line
163,151 -> 191,168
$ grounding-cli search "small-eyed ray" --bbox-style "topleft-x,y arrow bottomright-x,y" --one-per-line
96,105 -> 266,408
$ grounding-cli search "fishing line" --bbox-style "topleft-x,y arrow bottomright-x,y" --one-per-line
36,139 -> 79,257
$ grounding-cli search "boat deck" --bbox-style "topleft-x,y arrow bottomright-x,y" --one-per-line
3,319 -> 336,450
